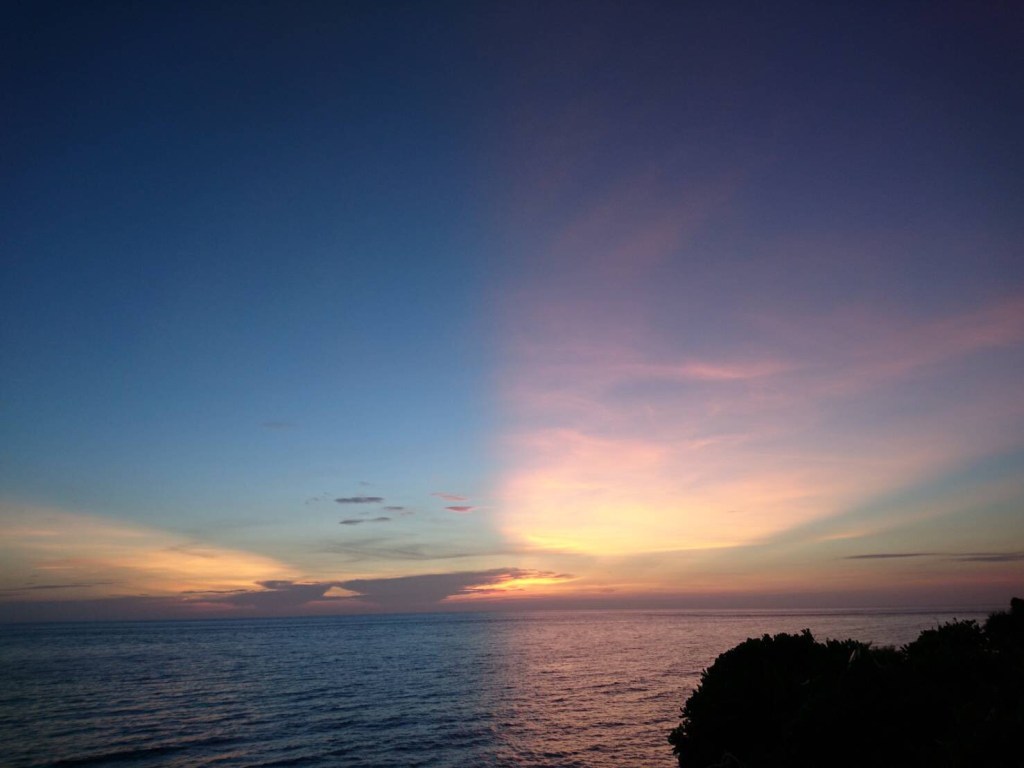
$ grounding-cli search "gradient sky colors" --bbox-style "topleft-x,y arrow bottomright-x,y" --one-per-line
2,2 -> 1022,621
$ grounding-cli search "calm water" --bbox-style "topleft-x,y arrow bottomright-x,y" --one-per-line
0,608 -> 988,767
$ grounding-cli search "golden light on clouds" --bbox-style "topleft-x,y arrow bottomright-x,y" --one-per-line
446,569 -> 576,602
0,504 -> 293,598
497,427 -> 850,557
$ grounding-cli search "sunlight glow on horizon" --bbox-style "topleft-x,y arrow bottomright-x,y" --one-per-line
2,3 -> 1021,620
493,226 -> 1024,567
0,505 -> 295,598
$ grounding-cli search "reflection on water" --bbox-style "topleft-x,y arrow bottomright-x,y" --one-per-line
0,609 -> 985,767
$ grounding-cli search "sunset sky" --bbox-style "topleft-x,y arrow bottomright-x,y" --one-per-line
2,1 -> 1022,621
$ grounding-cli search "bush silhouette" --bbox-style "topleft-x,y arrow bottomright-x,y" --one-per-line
669,598 -> 1024,767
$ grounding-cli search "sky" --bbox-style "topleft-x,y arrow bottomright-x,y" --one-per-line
2,1 -> 1022,622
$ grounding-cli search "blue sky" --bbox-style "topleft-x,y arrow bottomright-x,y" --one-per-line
2,1 -> 1022,620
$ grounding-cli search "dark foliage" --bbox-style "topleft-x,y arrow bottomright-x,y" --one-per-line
669,598 -> 1024,768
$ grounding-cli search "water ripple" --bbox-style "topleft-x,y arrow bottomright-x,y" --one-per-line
0,609 -> 984,767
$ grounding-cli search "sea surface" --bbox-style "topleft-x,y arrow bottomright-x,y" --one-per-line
0,608 -> 990,768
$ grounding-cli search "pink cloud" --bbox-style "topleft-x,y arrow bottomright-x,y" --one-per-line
445,506 -> 479,514
432,492 -> 468,502
495,277 -> 1024,559
487,93 -> 1024,594
754,293 -> 1024,400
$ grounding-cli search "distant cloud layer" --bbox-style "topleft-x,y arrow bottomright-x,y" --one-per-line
0,581 -> 116,593
338,567 -> 568,609
335,496 -> 385,504
186,568 -> 571,615
845,551 -> 1024,563
212,580 -> 343,609
845,553 -> 935,560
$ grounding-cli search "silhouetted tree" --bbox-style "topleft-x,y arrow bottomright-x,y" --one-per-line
669,598 -> 1024,768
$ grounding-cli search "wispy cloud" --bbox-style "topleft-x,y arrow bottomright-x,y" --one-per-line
762,294 -> 1024,399
490,82 -> 1024,574
318,537 -> 516,563
845,550 -> 1024,563
496,287 -> 1024,559
338,517 -> 391,526
336,496 -> 385,504
951,552 -> 1024,563
445,506 -> 479,514
432,492 -> 468,502
0,581 -> 116,593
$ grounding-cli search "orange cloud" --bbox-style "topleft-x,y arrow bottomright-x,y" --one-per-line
0,504 -> 293,599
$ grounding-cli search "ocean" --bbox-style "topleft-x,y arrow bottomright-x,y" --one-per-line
0,608 -> 989,767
